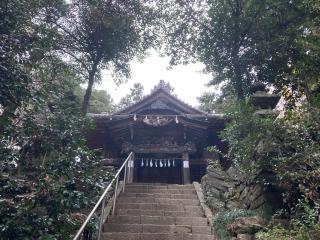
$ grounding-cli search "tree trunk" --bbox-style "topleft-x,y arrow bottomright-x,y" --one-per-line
82,62 -> 98,114
232,0 -> 244,100
231,44 -> 244,100
234,60 -> 244,100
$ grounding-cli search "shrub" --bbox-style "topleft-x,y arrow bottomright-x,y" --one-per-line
256,223 -> 320,240
213,209 -> 254,239
255,225 -> 294,240
0,77 -> 116,239
220,102 -> 320,214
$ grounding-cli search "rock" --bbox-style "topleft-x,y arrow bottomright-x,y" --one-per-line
271,218 -> 290,228
249,194 -> 267,210
237,233 -> 254,240
227,216 -> 266,234
204,169 -> 237,191
202,166 -> 277,214
206,168 -> 230,180
225,200 -> 240,209
226,166 -> 244,181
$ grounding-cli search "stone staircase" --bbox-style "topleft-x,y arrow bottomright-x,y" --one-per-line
102,183 -> 216,240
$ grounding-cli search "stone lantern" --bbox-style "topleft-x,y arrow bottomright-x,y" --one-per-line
250,82 -> 281,115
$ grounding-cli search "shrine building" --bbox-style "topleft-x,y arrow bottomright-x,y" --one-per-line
86,81 -> 226,184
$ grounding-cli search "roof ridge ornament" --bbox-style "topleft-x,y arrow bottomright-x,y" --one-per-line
152,79 -> 171,93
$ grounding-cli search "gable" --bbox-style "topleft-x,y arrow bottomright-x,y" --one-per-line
115,88 -> 204,115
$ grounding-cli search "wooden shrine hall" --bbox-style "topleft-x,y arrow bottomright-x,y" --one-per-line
86,81 -> 226,184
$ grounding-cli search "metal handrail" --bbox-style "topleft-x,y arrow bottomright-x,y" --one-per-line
73,152 -> 134,240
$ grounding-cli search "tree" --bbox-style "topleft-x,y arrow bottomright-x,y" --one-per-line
160,0 -> 320,104
117,83 -> 144,110
0,1 -> 116,238
280,0 -> 320,108
56,0 -> 158,113
156,79 -> 175,95
89,90 -> 115,113
0,0 -> 66,124
74,87 -> 115,113
116,80 -> 175,110
198,92 -> 216,113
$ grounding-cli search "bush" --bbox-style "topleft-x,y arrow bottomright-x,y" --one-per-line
256,224 -> 320,240
0,75 -> 116,239
219,102 -> 320,239
213,209 -> 254,239
255,225 -> 295,240
220,102 -> 320,213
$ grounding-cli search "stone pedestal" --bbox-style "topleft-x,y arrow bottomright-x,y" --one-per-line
182,152 -> 191,184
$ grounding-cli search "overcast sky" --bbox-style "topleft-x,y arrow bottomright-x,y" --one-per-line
95,50 -> 215,107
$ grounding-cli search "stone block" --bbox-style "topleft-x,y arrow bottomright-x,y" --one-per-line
237,234 -> 254,240
102,232 -> 140,240
191,226 -> 211,234
142,224 -> 172,233
141,215 -> 175,225
140,233 -> 183,240
227,216 -> 266,234
104,223 -> 142,233
107,215 -> 140,224
175,217 -> 208,226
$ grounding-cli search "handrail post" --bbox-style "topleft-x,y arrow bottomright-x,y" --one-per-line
123,161 -> 127,192
127,153 -> 132,183
112,175 -> 119,216
97,196 -> 106,240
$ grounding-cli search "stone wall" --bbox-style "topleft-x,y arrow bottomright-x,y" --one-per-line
201,166 -> 281,239
201,166 -> 279,213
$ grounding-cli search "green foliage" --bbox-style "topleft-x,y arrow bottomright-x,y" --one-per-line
89,90 -> 115,113
116,80 -> 175,111
256,198 -> 320,239
220,102 -> 320,239
117,83 -> 145,110
255,225 -> 295,240
74,87 -> 115,113
0,64 -> 115,238
0,6 -> 115,235
198,92 -> 237,114
219,101 -> 275,176
0,0 -> 66,119
256,223 -> 320,240
198,92 -> 217,113
161,0 -> 320,104
204,190 -> 225,211
213,209 -> 254,240
221,102 -> 320,204
57,0 -> 159,113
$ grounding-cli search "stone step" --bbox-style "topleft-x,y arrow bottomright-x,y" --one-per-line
102,232 -> 217,240
116,209 -> 204,217
125,184 -> 194,190
127,183 -> 168,186
102,183 -> 215,240
117,197 -> 199,206
104,223 -> 211,234
124,189 -> 196,194
116,203 -> 203,212
120,193 -> 198,200
116,203 -> 183,211
107,215 -> 208,226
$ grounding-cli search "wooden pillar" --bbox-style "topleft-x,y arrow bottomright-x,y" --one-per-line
127,152 -> 135,183
182,152 -> 191,184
